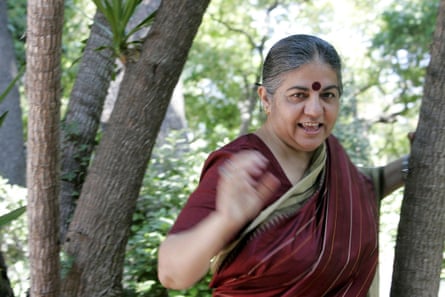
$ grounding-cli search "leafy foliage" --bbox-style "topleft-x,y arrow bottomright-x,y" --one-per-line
6,0 -> 27,66
124,131 -> 213,296
370,0 -> 437,107
0,178 -> 28,297
183,0 -> 303,143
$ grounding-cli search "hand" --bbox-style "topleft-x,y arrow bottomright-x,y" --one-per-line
216,151 -> 280,230
408,131 -> 415,146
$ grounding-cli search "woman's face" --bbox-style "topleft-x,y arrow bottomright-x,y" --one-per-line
260,61 -> 340,153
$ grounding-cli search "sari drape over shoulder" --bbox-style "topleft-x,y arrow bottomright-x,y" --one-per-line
209,136 -> 378,297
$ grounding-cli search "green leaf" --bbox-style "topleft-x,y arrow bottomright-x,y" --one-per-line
125,10 -> 157,42
0,65 -> 25,104
0,111 -> 8,127
0,206 -> 26,227
0,65 -> 24,128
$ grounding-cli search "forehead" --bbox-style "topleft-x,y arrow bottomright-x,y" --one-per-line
280,62 -> 339,88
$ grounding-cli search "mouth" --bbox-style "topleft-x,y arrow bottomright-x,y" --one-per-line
298,122 -> 323,134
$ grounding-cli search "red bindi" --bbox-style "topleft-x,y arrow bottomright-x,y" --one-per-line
312,81 -> 321,91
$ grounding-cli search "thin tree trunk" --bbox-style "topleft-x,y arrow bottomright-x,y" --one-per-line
60,11 -> 115,241
390,1 -> 445,296
61,1 -> 211,296
25,0 -> 64,296
238,80 -> 261,136
0,0 -> 26,186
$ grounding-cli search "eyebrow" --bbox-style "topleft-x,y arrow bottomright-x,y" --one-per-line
286,85 -> 340,92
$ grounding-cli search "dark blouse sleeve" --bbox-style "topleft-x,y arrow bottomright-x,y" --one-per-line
168,150 -> 232,234
358,166 -> 384,201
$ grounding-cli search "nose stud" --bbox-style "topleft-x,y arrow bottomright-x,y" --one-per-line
312,81 -> 321,91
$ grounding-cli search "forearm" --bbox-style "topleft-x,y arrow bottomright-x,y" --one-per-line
382,155 -> 408,197
158,211 -> 240,290
158,150 -> 280,289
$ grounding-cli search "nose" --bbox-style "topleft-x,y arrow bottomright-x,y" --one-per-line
304,95 -> 323,117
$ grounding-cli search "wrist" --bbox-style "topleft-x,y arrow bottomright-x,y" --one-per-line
401,154 -> 410,181
209,211 -> 243,247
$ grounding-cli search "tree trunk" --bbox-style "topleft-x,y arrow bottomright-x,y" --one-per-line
101,0 -> 189,149
0,0 -> 26,186
390,1 -> 445,296
60,11 -> 115,241
61,0 -> 210,296
25,0 -> 64,296
238,80 -> 261,136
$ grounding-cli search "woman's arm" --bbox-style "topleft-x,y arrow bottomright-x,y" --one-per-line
158,150 -> 280,290
381,155 -> 408,197
382,132 -> 414,197
158,211 -> 240,290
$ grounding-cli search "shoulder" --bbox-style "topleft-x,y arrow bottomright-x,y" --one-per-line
203,133 -> 268,169
219,133 -> 267,153
327,134 -> 379,199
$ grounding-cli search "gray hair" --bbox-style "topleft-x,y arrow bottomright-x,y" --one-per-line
261,34 -> 343,96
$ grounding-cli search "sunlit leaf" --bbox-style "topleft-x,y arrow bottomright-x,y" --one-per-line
0,206 -> 26,228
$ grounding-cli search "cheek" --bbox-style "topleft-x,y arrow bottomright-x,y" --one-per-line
325,103 -> 340,120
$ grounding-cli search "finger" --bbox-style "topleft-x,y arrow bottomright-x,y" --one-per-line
231,150 -> 266,167
255,172 -> 281,206
227,151 -> 268,177
218,161 -> 231,178
408,132 -> 415,144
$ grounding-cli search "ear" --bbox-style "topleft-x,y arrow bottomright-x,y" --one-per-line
257,86 -> 271,114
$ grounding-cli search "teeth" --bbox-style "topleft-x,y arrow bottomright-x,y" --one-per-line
302,122 -> 320,127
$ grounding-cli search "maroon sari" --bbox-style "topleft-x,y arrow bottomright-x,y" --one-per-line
170,135 -> 378,297
171,134 -> 378,297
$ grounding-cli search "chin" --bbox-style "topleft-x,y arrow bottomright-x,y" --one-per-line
297,138 -> 326,152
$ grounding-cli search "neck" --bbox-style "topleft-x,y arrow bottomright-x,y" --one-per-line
254,126 -> 314,184
255,126 -> 314,161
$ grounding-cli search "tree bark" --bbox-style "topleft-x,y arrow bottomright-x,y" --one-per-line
0,0 -> 26,186
390,1 -> 445,296
60,11 -> 115,241
25,0 -> 64,296
61,0 -> 210,296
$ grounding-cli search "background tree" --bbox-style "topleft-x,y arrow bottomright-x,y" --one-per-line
390,0 -> 445,295
25,0 -> 64,296
61,1 -> 210,296
59,10 -> 115,241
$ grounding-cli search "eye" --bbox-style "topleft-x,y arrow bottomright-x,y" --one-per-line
320,91 -> 338,101
286,92 -> 309,103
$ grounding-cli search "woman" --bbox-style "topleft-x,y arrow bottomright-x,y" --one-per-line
158,34 -> 408,296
